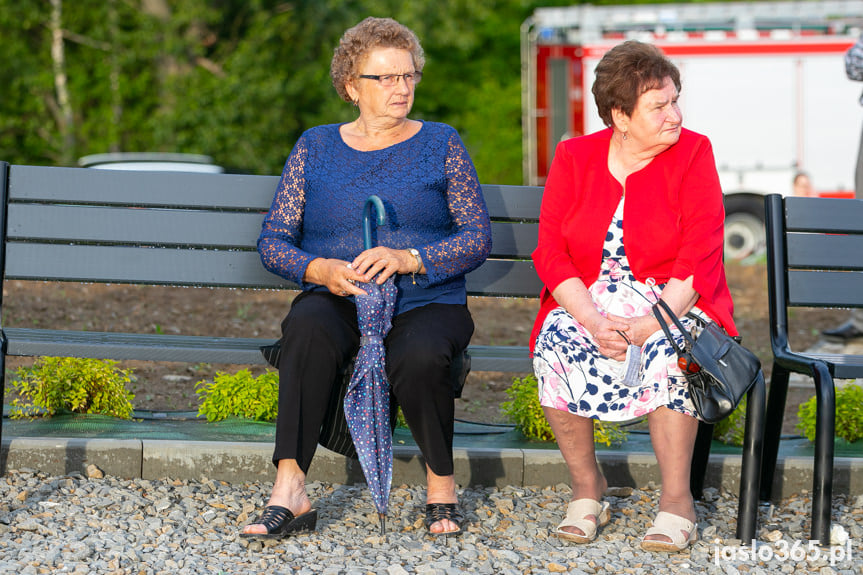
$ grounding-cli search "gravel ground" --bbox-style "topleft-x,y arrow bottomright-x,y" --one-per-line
0,468 -> 860,574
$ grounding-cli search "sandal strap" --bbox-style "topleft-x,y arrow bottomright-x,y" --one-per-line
254,505 -> 295,534
557,498 -> 609,538
644,511 -> 696,546
425,503 -> 463,527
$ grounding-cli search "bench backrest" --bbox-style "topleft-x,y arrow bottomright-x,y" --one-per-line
0,163 -> 542,299
764,193 -> 863,343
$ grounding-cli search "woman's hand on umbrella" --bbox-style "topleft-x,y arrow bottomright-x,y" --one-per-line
351,247 -> 417,284
304,257 -> 367,297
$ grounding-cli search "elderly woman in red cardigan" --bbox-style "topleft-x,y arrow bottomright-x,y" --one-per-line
530,40 -> 736,553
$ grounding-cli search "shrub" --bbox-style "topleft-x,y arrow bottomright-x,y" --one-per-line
10,357 -> 135,419
195,369 -> 279,422
713,398 -> 747,447
502,375 -> 628,446
195,369 -> 412,428
797,382 -> 863,443
395,406 -> 408,429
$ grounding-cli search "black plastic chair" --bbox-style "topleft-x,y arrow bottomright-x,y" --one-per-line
761,193 -> 863,544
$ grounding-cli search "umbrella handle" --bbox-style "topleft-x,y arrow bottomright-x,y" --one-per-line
363,195 -> 386,250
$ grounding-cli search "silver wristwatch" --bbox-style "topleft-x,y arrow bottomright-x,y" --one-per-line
408,248 -> 422,284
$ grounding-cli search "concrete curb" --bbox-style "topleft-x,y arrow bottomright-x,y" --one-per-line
2,436 -> 861,498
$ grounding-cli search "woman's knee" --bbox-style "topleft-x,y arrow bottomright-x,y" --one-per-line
400,333 -> 452,363
282,293 -> 355,342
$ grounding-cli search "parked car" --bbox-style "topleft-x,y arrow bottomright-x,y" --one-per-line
78,152 -> 224,174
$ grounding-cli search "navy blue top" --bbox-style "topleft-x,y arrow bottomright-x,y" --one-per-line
257,121 -> 492,315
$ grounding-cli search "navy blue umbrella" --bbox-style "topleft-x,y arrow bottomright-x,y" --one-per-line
344,195 -> 397,534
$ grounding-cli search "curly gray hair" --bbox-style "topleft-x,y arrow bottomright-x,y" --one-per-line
330,17 -> 425,103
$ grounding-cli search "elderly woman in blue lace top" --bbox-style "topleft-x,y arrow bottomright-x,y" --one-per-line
241,17 -> 491,539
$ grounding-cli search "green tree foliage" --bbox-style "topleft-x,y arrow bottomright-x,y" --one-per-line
0,2 -> 60,164
0,0 -> 579,181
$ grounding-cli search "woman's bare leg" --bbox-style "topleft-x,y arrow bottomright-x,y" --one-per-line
426,465 -> 459,533
644,407 -> 698,543
544,407 -> 608,536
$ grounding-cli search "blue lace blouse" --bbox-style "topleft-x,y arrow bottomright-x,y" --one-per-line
257,121 -> 492,315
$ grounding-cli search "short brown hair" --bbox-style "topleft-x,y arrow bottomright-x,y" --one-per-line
330,17 -> 425,103
592,40 -> 681,127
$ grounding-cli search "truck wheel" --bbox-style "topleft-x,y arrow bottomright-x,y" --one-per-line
724,197 -> 765,260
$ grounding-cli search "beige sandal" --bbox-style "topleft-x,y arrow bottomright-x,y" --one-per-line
640,511 -> 697,552
554,498 -> 611,543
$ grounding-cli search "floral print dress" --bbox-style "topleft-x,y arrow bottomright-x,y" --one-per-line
533,198 -> 702,422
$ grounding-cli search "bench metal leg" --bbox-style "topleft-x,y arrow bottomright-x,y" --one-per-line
690,421 -> 714,500
759,362 -> 789,501
736,371 -> 765,541
811,362 -> 835,544
0,341 -> 5,453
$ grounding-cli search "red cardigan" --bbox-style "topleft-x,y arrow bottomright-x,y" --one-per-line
530,128 -> 737,352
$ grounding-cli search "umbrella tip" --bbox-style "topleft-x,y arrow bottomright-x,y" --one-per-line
379,513 -> 386,535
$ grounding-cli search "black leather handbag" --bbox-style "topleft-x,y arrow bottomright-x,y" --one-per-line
651,299 -> 763,424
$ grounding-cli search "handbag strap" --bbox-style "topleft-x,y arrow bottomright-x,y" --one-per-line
651,299 -> 697,356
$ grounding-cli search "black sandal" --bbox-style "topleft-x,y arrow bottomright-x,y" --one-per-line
425,503 -> 464,536
240,505 -> 318,540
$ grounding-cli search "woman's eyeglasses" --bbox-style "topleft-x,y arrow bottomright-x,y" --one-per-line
358,72 -> 423,87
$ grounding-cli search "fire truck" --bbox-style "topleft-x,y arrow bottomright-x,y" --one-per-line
521,1 -> 863,258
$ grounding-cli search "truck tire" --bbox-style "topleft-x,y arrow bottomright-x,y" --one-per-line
724,196 -> 765,260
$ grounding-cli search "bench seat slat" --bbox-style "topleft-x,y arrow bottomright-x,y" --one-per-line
802,352 -> 863,380
3,328 -> 534,373
785,196 -> 863,233
6,243 -> 541,297
8,204 -> 537,258
9,165 -> 279,210
488,221 -> 538,258
4,243 -> 289,287
786,233 -> 863,271
465,260 -> 542,297
480,184 -> 542,221
465,345 -> 531,372
786,270 -> 863,308
2,327 -> 272,365
8,204 -> 265,248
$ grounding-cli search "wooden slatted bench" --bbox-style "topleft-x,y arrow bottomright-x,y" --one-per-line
0,161 -> 761,539
0,162 -> 540,415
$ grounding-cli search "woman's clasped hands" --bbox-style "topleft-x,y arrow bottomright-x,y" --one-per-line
583,313 -> 630,361
585,312 -> 656,362
352,246 -> 419,284
308,247 -> 419,297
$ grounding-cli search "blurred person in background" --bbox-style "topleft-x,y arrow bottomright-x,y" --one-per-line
821,35 -> 863,341
792,171 -> 815,197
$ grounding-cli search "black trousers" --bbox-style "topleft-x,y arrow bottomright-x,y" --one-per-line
272,290 -> 474,476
